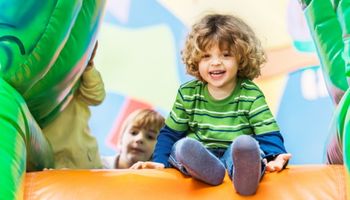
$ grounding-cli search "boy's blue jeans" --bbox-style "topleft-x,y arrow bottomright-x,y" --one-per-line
168,137 -> 266,179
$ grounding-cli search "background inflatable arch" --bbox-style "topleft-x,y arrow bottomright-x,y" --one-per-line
0,0 -> 348,199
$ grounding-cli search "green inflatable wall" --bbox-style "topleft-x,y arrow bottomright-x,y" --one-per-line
0,0 -> 106,199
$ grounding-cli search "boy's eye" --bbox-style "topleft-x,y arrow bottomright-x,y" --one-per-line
130,130 -> 138,136
222,52 -> 231,57
202,54 -> 210,58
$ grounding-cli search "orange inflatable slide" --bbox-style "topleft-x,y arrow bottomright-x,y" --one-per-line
24,165 -> 346,200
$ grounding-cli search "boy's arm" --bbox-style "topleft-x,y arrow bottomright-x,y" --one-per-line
152,125 -> 186,167
253,131 -> 291,172
248,90 -> 291,171
253,131 -> 287,160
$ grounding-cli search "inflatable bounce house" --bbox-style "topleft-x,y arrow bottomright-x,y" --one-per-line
0,0 -> 348,199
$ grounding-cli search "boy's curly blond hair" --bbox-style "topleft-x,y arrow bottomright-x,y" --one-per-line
181,14 -> 266,81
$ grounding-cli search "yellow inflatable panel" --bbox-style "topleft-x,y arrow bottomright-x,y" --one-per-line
24,165 -> 346,200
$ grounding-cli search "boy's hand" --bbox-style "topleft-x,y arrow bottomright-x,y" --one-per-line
265,153 -> 292,172
130,161 -> 165,169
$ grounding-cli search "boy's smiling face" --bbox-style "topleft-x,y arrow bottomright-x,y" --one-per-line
198,43 -> 238,99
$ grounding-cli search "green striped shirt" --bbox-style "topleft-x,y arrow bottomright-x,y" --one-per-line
165,78 -> 280,149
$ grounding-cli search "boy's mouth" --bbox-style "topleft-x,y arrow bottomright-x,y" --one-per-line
209,70 -> 226,78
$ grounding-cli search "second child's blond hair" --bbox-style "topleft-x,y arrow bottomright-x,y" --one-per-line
181,14 -> 266,81
120,109 -> 165,139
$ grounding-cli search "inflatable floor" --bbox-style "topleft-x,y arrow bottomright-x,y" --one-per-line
24,165 -> 345,200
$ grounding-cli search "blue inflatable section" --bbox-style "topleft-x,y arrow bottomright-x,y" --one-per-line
90,92 -> 125,155
277,66 -> 334,164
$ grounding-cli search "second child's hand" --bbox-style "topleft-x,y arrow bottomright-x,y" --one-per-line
130,161 -> 165,169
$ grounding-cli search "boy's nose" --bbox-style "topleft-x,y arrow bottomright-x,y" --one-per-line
210,57 -> 222,65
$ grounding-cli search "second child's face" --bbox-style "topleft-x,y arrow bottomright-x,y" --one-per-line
198,44 -> 238,96
121,123 -> 158,164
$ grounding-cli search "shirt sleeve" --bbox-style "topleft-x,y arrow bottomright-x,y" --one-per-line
152,125 -> 186,167
253,131 -> 288,162
248,91 -> 289,166
164,89 -> 190,132
248,94 -> 279,135
77,64 -> 106,105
